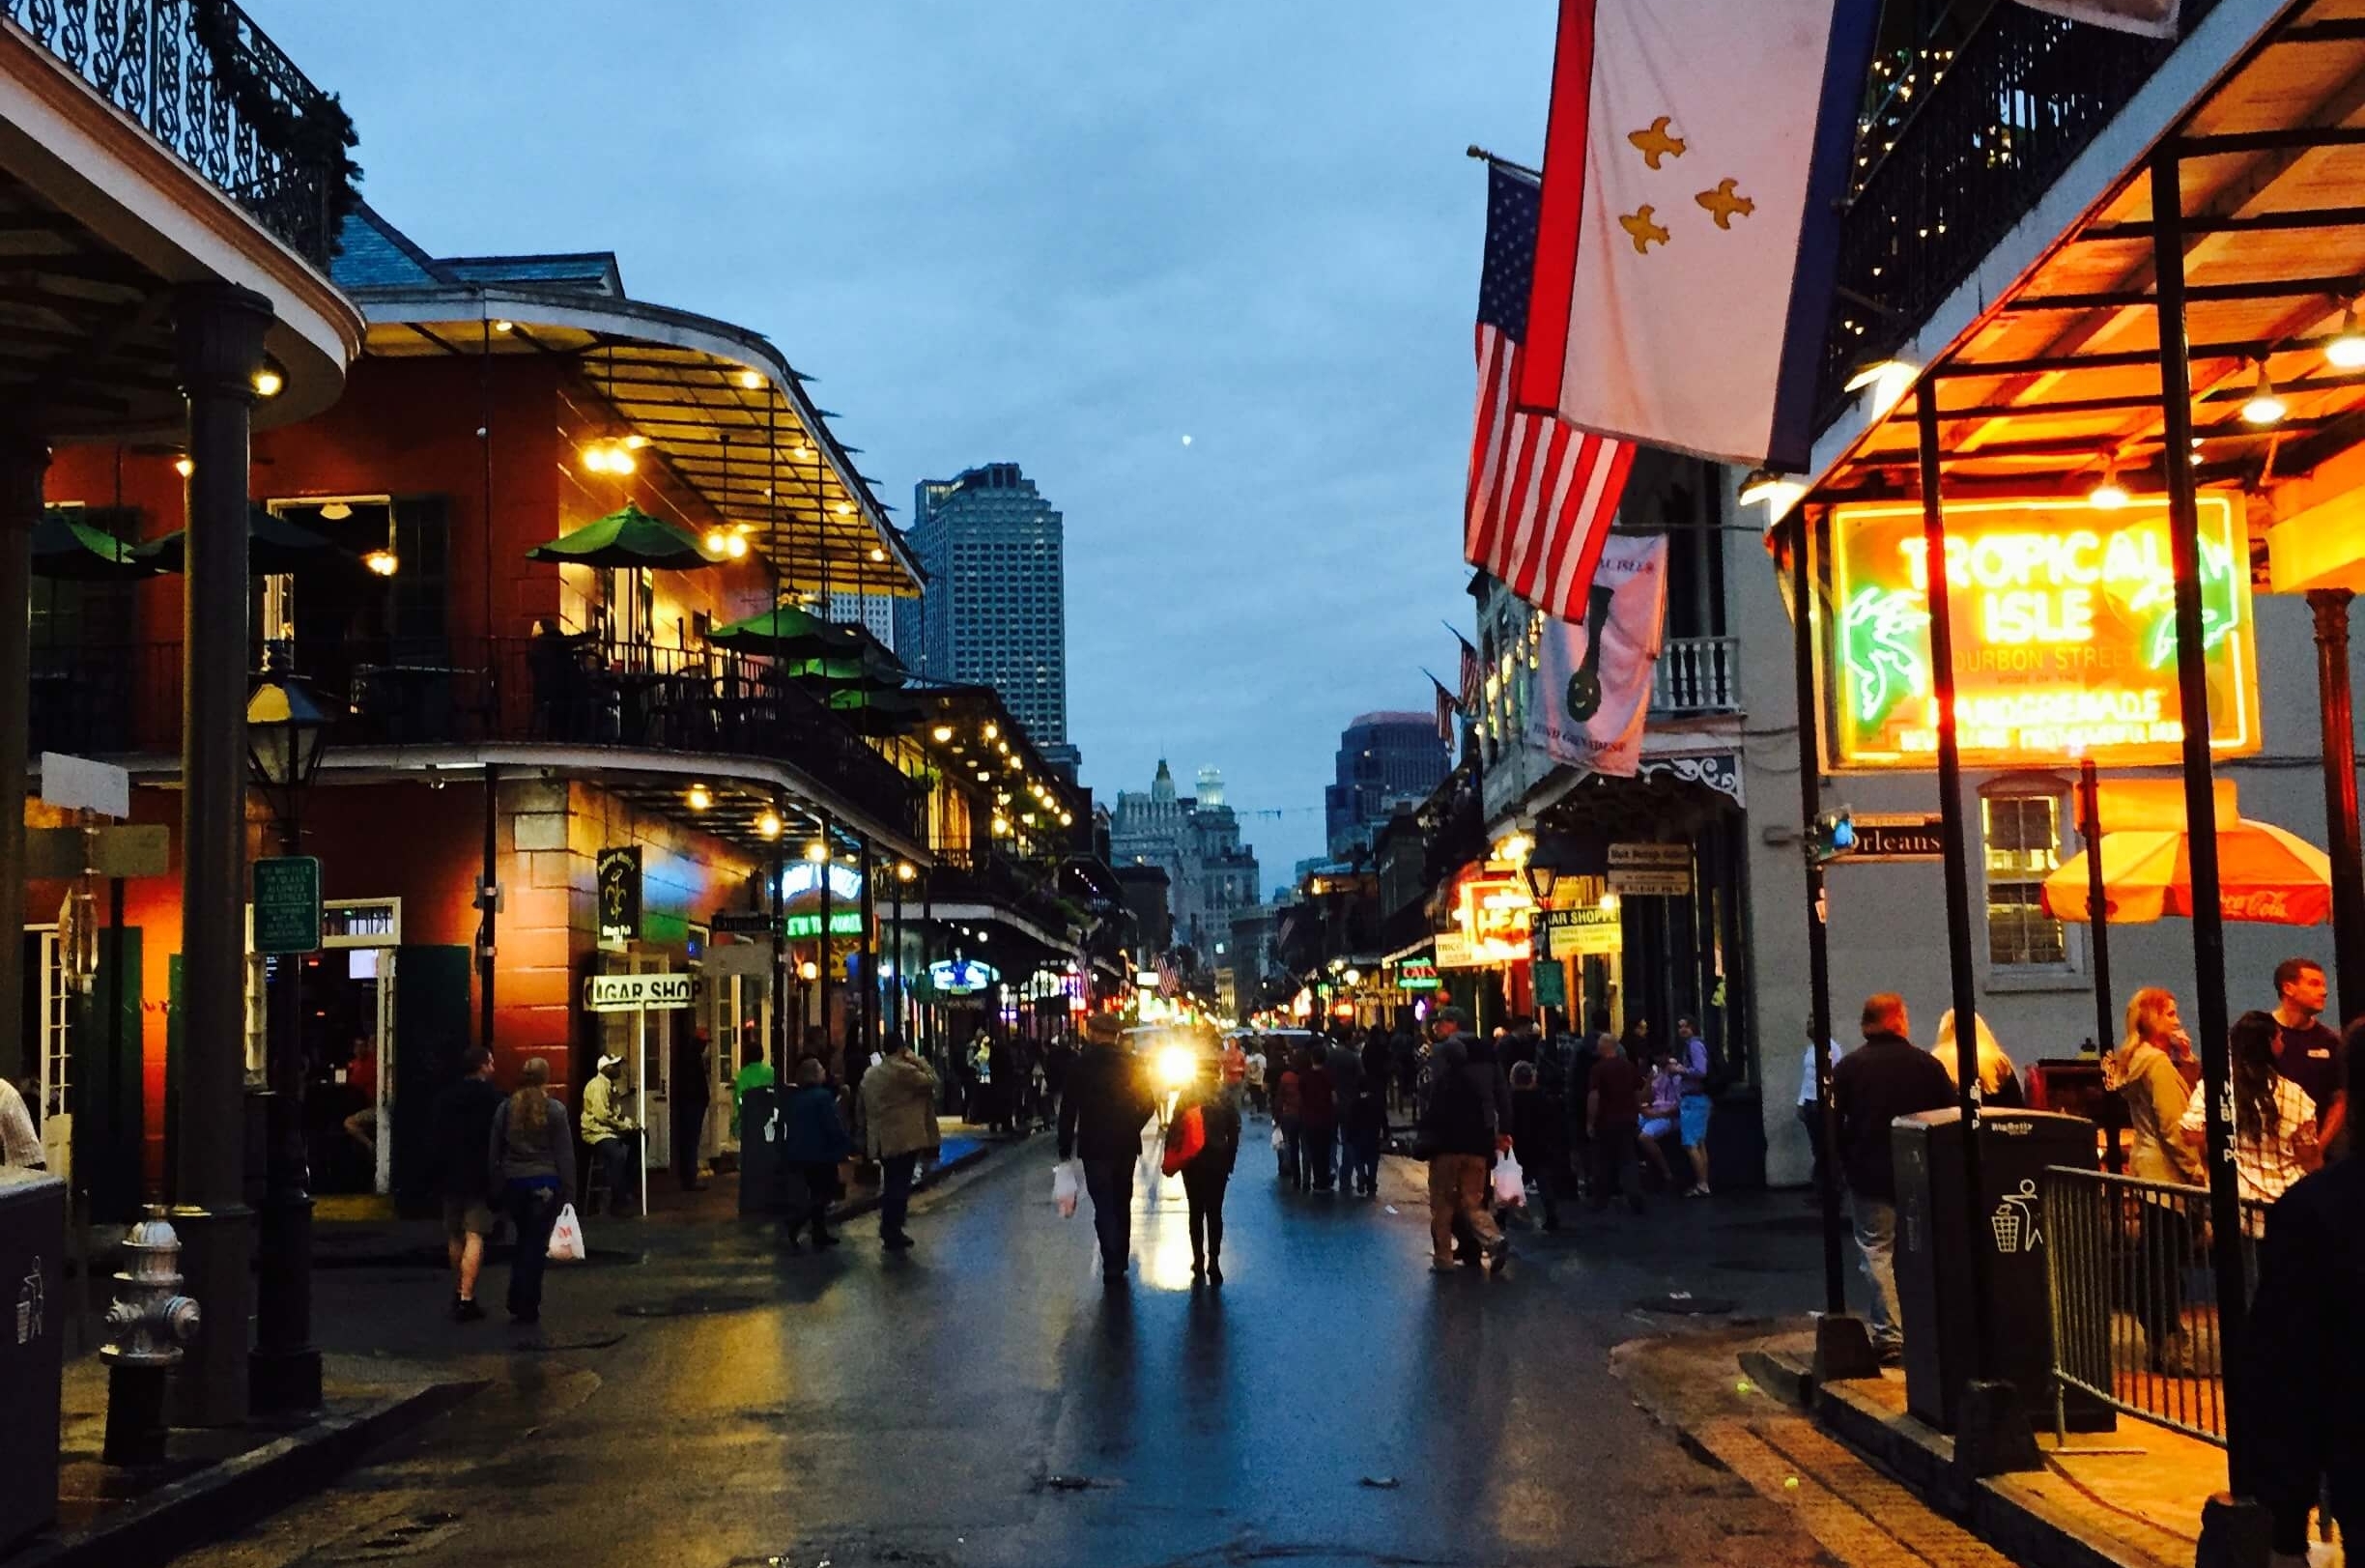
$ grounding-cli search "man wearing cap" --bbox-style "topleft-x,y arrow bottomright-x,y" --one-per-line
581,1052 -> 641,1217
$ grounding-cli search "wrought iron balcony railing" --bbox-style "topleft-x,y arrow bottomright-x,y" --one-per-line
31,637 -> 923,837
1,0 -> 357,268
1650,636 -> 1741,717
1823,0 -> 2223,422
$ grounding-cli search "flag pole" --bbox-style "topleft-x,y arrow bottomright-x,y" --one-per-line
1464,145 -> 1543,180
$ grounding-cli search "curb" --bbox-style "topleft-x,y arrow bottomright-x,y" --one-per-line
1729,1342 -> 2176,1568
15,1378 -> 484,1568
830,1136 -> 1012,1223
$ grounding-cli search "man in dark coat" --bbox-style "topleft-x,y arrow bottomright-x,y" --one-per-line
431,1046 -> 506,1322
2241,1143 -> 2365,1556
1058,1029 -> 1155,1284
1832,993 -> 1955,1358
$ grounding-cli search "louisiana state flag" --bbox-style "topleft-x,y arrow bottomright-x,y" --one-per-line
1515,0 -> 1879,471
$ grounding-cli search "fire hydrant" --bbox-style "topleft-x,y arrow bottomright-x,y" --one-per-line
100,1212 -> 201,1467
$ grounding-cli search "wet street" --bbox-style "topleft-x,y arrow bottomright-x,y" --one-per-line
175,1139 -> 1846,1568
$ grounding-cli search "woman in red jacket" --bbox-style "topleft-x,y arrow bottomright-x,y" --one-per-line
1299,1048 -> 1338,1193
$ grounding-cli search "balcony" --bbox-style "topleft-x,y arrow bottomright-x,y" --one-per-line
1823,0 -> 2224,419
2,0 -> 357,268
929,847 -> 1089,942
30,637 -> 922,836
1650,636 -> 1740,717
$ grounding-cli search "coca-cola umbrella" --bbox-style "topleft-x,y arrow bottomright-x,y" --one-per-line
2041,819 -> 2333,926
135,506 -> 352,576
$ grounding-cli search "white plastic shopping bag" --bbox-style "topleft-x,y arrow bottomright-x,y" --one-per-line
1492,1154 -> 1526,1209
547,1202 -> 587,1262
1052,1159 -> 1081,1219
1270,1125 -> 1286,1152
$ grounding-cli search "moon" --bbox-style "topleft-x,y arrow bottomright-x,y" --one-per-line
1181,434 -> 1193,446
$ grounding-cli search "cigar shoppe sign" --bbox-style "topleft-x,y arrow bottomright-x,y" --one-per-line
1827,496 -> 2259,770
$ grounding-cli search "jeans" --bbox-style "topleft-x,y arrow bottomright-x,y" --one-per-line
1082,1156 -> 1135,1277
1589,1124 -> 1643,1209
1851,1196 -> 1901,1350
1427,1154 -> 1503,1265
1275,1117 -> 1300,1184
503,1182 -> 562,1320
1797,1102 -> 1827,1192
793,1161 -> 839,1243
1344,1127 -> 1382,1194
879,1151 -> 919,1240
1182,1164 -> 1229,1266
2132,1202 -> 2191,1365
1304,1124 -> 1336,1190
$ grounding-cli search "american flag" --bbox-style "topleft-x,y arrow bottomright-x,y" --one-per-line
1467,159 -> 1634,620
1456,633 -> 1482,718
1431,674 -> 1458,750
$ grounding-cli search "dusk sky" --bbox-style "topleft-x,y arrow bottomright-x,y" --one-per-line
259,4 -> 1558,889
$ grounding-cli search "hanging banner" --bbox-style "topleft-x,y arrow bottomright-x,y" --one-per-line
2013,0 -> 2176,38
1525,533 -> 1669,778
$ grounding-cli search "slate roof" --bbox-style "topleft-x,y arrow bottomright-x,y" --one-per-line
330,205 -> 624,299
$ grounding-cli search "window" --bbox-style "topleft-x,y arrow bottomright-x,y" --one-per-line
1983,793 -> 2068,969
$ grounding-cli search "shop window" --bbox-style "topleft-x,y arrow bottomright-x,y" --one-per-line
1983,792 -> 2069,971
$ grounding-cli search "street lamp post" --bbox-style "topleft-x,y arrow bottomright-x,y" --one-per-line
244,672 -> 330,1413
894,860 -> 915,1044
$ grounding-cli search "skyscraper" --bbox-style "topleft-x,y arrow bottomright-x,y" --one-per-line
827,591 -> 898,653
1324,711 -> 1450,858
1109,760 -> 1261,957
902,462 -> 1068,750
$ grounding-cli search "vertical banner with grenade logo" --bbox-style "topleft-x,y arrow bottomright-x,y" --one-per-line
1524,532 -> 1668,778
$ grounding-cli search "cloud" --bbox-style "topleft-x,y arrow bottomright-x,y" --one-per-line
258,0 -> 1554,888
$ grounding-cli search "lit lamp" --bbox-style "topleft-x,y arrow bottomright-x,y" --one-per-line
245,672 -> 333,835
1523,855 -> 1561,905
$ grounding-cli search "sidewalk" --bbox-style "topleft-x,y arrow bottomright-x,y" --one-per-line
1613,1323 -> 2337,1568
11,1354 -> 478,1568
311,1119 -> 1019,1267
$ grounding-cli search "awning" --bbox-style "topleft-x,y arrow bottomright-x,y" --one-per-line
1794,0 -> 2365,550
346,283 -> 922,598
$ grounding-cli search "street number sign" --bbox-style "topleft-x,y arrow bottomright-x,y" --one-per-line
252,856 -> 322,955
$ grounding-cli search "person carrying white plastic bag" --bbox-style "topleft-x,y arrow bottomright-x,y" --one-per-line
1052,1158 -> 1081,1218
1492,1151 -> 1526,1209
487,1055 -> 577,1326
546,1202 -> 587,1262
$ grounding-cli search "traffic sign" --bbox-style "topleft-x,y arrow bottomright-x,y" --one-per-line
252,856 -> 322,955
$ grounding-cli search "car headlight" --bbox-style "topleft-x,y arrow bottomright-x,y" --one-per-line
1155,1045 -> 1196,1088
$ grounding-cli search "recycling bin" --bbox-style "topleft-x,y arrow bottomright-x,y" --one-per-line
0,1168 -> 66,1552
1891,1106 -> 2112,1433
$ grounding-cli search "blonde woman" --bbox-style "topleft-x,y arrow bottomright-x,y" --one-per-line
1930,1011 -> 2024,1108
2113,987 -> 2205,1374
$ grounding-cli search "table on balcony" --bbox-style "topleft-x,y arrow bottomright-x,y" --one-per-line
351,664 -> 469,746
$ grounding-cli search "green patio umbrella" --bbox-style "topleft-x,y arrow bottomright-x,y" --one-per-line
525,503 -> 720,569
706,602 -> 836,656
824,683 -> 919,736
33,509 -> 152,580
135,506 -> 350,576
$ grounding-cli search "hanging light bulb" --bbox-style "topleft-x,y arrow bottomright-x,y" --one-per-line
737,369 -> 764,390
703,527 -> 729,555
173,456 -> 194,478
725,533 -> 749,559
755,808 -> 784,840
492,319 -> 514,334
2242,360 -> 2288,426
805,839 -> 830,864
687,783 -> 713,812
2087,456 -> 2129,510
2330,305 -> 2365,370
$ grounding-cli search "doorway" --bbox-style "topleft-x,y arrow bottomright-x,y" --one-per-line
251,897 -> 401,1196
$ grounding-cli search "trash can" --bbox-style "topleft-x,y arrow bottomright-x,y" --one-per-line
0,1168 -> 66,1552
735,1084 -> 785,1217
1892,1106 -> 2112,1434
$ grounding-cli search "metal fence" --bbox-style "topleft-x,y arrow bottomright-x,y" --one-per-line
2041,1164 -> 2263,1446
0,0 -> 356,267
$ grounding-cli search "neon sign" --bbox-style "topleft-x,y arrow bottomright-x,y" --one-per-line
1829,497 -> 2259,769
1451,874 -> 1534,965
779,863 -> 864,902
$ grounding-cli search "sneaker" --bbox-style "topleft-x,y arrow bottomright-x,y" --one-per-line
883,1233 -> 915,1252
1208,1262 -> 1223,1286
452,1297 -> 486,1324
1487,1241 -> 1513,1274
1432,1259 -> 1461,1273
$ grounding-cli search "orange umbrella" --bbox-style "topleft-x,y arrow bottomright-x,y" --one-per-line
2041,820 -> 2333,927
